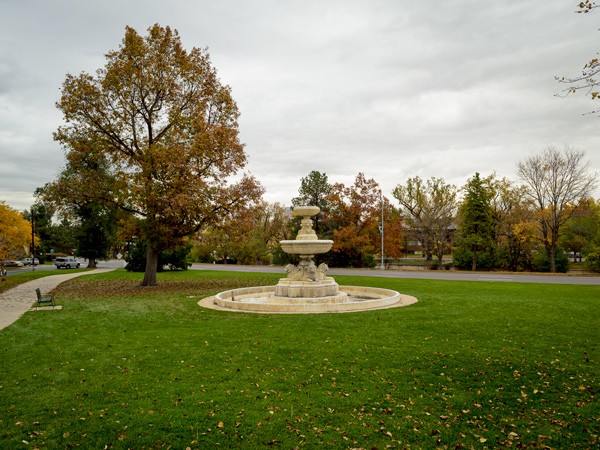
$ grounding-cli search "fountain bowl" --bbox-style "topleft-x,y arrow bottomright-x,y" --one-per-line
292,205 -> 321,217
280,239 -> 333,255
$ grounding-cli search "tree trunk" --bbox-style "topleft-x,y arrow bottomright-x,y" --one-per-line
87,258 -> 97,268
142,247 -> 159,286
549,249 -> 556,273
472,248 -> 477,271
436,248 -> 444,266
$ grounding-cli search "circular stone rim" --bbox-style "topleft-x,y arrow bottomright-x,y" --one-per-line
199,285 -> 418,314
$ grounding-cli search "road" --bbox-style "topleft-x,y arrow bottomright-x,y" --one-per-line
4,259 -> 126,276
189,263 -> 600,285
5,260 -> 598,285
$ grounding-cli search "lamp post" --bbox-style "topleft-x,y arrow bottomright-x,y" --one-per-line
380,191 -> 384,270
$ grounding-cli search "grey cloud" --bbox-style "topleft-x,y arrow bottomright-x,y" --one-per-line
0,0 -> 598,212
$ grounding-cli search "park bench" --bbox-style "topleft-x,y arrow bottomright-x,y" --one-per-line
35,288 -> 55,308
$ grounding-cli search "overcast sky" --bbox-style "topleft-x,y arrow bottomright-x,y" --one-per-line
1,0 -> 599,212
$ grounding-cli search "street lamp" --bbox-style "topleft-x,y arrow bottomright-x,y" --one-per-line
30,206 -> 36,272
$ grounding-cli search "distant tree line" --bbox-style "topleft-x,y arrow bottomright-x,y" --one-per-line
189,145 -> 599,273
3,21 -> 598,281
394,147 -> 598,273
6,146 -> 598,275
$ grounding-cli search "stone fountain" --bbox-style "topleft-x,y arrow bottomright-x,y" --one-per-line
200,206 -> 417,313
276,205 -> 343,302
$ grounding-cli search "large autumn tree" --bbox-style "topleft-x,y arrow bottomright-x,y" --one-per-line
392,176 -> 458,264
53,24 -> 262,285
517,146 -> 597,272
323,173 -> 403,267
485,175 -> 536,271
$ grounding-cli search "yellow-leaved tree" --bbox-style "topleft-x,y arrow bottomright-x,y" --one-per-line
0,202 -> 34,276
53,24 -> 263,285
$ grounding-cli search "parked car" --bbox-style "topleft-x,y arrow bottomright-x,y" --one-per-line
55,257 -> 80,269
3,259 -> 24,267
22,257 -> 40,265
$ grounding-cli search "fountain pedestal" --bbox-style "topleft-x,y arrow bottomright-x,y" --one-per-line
274,277 -> 343,299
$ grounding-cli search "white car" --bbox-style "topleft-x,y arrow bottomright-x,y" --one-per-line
3,259 -> 24,267
22,257 -> 40,265
55,257 -> 80,269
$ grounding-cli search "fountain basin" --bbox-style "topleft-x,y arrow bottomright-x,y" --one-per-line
292,205 -> 321,217
280,239 -> 333,255
203,285 -> 417,313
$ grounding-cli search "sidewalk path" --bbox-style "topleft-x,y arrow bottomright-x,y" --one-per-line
0,269 -> 115,331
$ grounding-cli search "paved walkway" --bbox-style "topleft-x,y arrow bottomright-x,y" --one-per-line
0,269 -> 115,331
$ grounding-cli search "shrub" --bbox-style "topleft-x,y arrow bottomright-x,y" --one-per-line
451,247 -> 472,270
531,249 -> 569,273
125,241 -> 191,272
361,254 -> 377,269
190,245 -> 216,263
161,245 -> 192,270
495,245 -> 532,272
451,247 -> 496,270
585,250 -> 600,273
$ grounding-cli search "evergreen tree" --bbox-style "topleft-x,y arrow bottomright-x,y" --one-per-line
291,171 -> 332,236
74,202 -> 118,268
454,173 -> 495,271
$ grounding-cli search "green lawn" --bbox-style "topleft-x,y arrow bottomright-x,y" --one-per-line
0,270 -> 598,448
